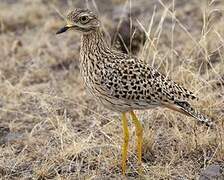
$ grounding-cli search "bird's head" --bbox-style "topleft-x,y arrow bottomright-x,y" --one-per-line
56,8 -> 100,35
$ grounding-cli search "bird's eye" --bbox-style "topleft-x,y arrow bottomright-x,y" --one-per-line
80,16 -> 89,24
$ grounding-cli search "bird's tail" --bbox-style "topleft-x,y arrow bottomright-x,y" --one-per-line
162,100 -> 213,127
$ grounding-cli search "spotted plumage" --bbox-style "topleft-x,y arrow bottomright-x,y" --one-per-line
56,8 -> 213,174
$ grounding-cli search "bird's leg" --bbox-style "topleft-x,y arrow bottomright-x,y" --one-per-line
121,112 -> 129,175
130,111 -> 143,167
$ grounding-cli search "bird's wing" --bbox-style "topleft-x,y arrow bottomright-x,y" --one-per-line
143,64 -> 199,103
100,57 -> 197,104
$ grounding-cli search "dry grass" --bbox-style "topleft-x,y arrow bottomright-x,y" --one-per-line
0,0 -> 223,179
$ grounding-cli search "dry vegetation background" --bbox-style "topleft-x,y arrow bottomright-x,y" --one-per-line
0,0 -> 224,179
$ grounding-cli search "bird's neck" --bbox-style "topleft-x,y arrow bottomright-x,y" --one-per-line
79,28 -> 110,80
80,28 -> 109,54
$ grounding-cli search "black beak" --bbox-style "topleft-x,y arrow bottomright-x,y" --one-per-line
56,26 -> 70,34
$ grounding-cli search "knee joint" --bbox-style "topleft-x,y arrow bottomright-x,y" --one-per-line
136,126 -> 143,137
124,132 -> 129,143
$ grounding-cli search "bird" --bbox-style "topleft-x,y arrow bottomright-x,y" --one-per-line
56,8 -> 213,175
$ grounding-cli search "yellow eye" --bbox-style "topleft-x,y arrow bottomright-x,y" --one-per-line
80,16 -> 89,24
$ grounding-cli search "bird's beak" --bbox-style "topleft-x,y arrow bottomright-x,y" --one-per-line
56,24 -> 74,34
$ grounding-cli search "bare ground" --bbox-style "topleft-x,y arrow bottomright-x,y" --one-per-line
0,0 -> 223,179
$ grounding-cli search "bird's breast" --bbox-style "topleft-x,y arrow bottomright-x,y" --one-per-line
80,52 -> 105,95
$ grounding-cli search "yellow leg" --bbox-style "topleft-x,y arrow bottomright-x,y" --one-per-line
130,111 -> 143,166
121,112 -> 129,175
